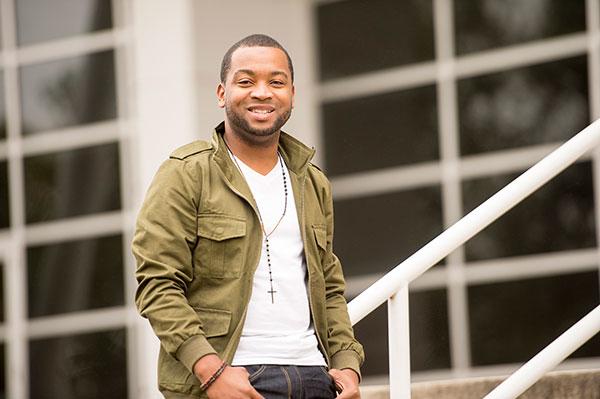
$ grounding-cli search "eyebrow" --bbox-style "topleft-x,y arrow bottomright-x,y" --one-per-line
233,69 -> 289,79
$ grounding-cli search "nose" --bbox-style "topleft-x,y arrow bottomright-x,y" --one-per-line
251,82 -> 272,100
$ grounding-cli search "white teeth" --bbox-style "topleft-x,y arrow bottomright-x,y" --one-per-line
250,109 -> 273,114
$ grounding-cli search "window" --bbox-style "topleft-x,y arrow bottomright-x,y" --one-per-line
24,143 -> 121,224
454,0 -> 586,55
20,50 -> 117,135
0,161 -> 8,229
317,0 -> 434,80
16,0 -> 113,45
323,85 -> 438,176
352,289 -> 450,375
335,186 -> 443,277
462,161 -> 595,261
29,329 -> 127,399
0,1 -> 131,396
469,271 -> 600,365
458,56 -> 588,156
27,235 -> 125,318
316,0 -> 598,382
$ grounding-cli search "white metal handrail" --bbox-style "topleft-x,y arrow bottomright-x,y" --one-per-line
347,118 -> 600,399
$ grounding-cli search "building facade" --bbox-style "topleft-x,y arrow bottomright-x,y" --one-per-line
0,0 -> 598,398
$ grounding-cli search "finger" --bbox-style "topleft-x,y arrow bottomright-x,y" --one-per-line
337,386 -> 361,399
330,376 -> 345,392
336,390 -> 351,399
249,385 -> 264,399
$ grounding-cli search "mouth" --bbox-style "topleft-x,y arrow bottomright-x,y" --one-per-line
247,106 -> 275,121
248,105 -> 275,115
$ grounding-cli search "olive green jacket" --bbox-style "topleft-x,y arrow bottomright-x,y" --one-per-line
133,123 -> 364,397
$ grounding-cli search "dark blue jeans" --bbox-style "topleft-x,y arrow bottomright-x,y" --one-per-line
244,365 -> 337,399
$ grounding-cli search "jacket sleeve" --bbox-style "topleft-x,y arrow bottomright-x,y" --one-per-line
321,176 -> 365,379
132,158 -> 216,374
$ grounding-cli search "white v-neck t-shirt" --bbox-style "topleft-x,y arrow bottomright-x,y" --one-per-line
230,154 -> 326,366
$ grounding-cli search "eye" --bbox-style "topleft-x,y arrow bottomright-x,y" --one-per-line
237,79 -> 253,86
271,80 -> 285,87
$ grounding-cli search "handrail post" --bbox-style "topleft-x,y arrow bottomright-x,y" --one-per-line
388,286 -> 411,399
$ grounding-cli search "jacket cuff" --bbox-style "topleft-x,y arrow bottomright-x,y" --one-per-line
330,350 -> 363,382
176,334 -> 217,374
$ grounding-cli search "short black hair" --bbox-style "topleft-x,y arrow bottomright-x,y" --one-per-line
220,34 -> 294,84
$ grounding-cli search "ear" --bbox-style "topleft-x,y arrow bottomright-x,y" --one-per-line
291,84 -> 296,108
217,83 -> 226,108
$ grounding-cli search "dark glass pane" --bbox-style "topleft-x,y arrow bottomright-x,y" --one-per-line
30,329 -> 127,399
335,186 -> 443,277
0,264 -> 3,322
323,85 -> 438,176
317,0 -> 434,80
0,161 -> 8,229
24,143 -> 121,224
0,76 -> 6,139
353,289 -> 450,376
469,271 -> 600,366
27,235 -> 124,318
0,345 -> 5,398
410,289 -> 451,371
458,56 -> 588,156
454,0 -> 586,55
352,303 -> 389,377
462,161 -> 595,261
20,50 -> 117,135
16,0 -> 112,45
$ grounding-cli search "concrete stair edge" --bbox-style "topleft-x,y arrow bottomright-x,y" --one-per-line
359,368 -> 600,399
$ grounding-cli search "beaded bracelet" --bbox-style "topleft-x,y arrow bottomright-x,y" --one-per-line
200,361 -> 227,392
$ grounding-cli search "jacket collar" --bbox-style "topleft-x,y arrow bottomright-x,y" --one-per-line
211,121 -> 315,177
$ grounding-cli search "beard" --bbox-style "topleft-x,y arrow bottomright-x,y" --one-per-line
225,105 -> 292,141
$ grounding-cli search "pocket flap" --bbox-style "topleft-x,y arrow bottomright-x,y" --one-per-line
312,224 -> 327,250
197,214 -> 246,241
195,307 -> 232,338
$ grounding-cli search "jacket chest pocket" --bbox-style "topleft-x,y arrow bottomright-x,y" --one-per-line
196,214 -> 247,278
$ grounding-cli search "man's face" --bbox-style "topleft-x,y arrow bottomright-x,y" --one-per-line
217,46 -> 295,142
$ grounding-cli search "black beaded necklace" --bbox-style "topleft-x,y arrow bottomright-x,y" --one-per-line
224,142 -> 288,304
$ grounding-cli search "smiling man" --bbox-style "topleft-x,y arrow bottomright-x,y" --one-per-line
133,34 -> 364,399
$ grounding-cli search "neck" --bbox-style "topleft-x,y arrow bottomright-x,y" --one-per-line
223,127 -> 280,176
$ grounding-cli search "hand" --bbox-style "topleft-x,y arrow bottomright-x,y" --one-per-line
329,368 -> 361,399
194,354 -> 264,399
206,366 -> 264,399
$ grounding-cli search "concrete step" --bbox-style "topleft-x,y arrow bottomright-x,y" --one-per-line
360,369 -> 600,399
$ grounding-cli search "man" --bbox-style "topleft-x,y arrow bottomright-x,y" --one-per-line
133,34 -> 364,399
